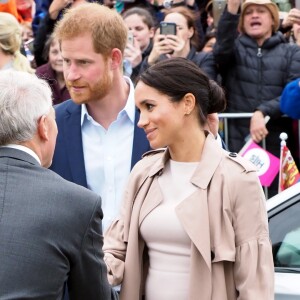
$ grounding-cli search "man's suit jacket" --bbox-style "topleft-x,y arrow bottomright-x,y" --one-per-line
49,99 -> 151,187
0,147 -> 116,300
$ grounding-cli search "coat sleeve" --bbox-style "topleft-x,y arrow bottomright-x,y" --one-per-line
197,52 -> 218,81
103,203 -> 128,286
213,9 -> 240,72
68,197 -> 116,300
228,164 -> 274,299
103,170 -> 141,286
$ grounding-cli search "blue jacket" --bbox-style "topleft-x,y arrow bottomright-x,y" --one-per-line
49,99 -> 151,188
281,78 -> 300,119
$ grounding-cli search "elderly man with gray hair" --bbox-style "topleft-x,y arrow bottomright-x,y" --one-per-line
0,70 -> 117,300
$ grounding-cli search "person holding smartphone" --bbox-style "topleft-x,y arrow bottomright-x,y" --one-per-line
139,6 -> 218,81
122,7 -> 155,83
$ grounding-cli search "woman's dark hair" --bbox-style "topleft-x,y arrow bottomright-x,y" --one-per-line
122,7 -> 155,29
138,57 -> 226,126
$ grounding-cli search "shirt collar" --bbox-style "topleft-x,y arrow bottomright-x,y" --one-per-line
81,76 -> 136,126
1,144 -> 41,165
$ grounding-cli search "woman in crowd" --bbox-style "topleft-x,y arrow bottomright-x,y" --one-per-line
139,6 -> 217,80
0,12 -> 33,72
122,7 -> 155,83
35,33 -> 70,104
104,58 -> 274,300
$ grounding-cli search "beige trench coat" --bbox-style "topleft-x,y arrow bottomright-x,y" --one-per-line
104,134 -> 274,300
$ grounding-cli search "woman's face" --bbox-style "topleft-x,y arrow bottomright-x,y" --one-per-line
49,39 -> 63,73
163,12 -> 194,45
135,81 -> 186,149
124,14 -> 154,52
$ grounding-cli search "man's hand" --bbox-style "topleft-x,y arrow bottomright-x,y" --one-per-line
281,8 -> 300,28
250,110 -> 269,143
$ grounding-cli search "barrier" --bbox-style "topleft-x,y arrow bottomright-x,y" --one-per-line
218,113 -> 270,199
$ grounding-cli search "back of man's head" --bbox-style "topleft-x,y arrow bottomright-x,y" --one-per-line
0,70 -> 52,146
54,3 -> 128,57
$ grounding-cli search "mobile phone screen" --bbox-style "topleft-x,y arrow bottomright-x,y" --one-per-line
160,22 -> 177,35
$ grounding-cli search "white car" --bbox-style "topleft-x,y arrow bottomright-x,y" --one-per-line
267,182 -> 300,299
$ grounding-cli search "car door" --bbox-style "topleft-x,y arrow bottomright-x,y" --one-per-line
268,194 -> 300,299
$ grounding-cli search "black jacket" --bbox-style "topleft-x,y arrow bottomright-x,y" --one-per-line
214,9 -> 300,156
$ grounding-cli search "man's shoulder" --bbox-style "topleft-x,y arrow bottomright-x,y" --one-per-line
46,167 -> 99,202
54,99 -> 80,119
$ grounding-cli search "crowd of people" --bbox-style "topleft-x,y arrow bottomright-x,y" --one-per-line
1,0 -> 300,298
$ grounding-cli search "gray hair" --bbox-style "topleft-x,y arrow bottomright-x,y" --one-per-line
0,70 -> 53,145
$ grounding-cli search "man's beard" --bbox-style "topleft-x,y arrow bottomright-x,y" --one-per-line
66,69 -> 113,104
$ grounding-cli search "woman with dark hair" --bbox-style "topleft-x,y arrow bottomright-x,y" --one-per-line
104,58 -> 274,300
139,6 -> 217,80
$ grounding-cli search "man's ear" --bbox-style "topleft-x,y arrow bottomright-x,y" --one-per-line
110,48 -> 123,70
37,115 -> 49,141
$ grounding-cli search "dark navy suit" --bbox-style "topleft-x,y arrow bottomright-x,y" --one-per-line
50,99 -> 151,186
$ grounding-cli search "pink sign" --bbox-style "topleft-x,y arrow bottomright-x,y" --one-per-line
239,140 -> 280,187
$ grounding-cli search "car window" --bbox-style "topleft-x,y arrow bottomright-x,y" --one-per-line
269,200 -> 300,268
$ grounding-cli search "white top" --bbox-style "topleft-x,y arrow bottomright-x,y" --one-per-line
140,160 -> 199,300
81,76 -> 135,232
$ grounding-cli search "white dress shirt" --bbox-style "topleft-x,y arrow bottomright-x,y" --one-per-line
81,77 -> 135,231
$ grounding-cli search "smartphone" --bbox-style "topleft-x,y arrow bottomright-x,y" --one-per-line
24,38 -> 34,54
159,22 -> 177,35
213,0 -> 226,28
127,31 -> 134,46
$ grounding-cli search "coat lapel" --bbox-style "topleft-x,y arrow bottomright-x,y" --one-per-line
64,103 -> 87,187
175,189 -> 211,271
177,135 -> 224,271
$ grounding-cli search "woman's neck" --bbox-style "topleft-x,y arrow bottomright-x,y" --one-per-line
168,128 -> 206,162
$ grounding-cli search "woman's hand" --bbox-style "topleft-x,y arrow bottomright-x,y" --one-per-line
164,34 -> 185,58
148,30 -> 174,65
49,0 -> 72,20
124,39 -> 143,68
